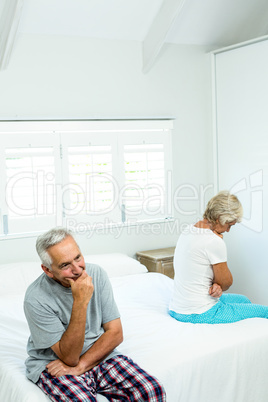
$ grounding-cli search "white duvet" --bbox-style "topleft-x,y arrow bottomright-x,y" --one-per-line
1,270 -> 268,402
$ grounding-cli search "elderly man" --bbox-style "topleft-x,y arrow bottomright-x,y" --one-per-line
24,227 -> 166,401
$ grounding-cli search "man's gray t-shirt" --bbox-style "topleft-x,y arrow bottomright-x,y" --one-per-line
24,263 -> 120,383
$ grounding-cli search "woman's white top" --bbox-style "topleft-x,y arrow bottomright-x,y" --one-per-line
169,224 -> 227,314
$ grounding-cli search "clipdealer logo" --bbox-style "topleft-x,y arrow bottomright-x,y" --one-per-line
4,168 -> 264,235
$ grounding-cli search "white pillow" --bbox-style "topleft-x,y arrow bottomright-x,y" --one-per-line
0,254 -> 147,297
0,261 -> 41,296
83,253 -> 148,277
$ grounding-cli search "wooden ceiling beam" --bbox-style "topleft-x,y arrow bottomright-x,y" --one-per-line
0,0 -> 24,70
142,0 -> 186,73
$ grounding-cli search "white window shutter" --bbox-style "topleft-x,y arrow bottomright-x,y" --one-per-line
0,120 -> 173,236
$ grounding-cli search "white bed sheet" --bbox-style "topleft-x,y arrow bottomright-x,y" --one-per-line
112,274 -> 268,401
1,271 -> 268,402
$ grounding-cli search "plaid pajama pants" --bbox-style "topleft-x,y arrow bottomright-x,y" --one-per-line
37,354 -> 166,401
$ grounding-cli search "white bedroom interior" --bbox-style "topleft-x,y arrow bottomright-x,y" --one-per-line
1,0 -> 268,303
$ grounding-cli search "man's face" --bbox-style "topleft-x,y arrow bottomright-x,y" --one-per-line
42,236 -> 85,287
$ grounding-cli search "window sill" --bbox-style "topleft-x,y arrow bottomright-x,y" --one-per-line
0,217 -> 174,241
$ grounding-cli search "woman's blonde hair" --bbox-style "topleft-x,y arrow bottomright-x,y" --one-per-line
203,191 -> 243,225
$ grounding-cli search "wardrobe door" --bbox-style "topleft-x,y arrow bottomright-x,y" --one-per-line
214,38 -> 268,304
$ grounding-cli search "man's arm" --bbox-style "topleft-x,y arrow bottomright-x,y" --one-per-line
51,270 -> 94,366
46,318 -> 123,377
78,318 -> 123,371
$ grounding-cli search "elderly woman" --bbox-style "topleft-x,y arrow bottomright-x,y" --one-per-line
169,190 -> 268,324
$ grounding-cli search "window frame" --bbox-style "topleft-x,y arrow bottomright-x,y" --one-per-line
0,119 -> 174,239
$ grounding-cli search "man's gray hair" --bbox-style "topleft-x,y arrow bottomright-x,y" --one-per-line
36,227 -> 74,269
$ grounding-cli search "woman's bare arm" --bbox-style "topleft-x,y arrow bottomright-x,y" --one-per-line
212,262 -> 233,291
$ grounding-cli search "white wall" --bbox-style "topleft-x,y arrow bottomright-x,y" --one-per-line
0,34 -> 213,262
214,38 -> 268,304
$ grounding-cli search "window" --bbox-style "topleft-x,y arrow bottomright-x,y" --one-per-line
67,145 -> 113,214
123,144 -> 165,215
0,120 -> 173,237
5,147 -> 55,218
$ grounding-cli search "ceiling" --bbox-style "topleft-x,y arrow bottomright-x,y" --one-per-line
18,0 -> 164,42
18,0 -> 268,47
1,0 -> 268,70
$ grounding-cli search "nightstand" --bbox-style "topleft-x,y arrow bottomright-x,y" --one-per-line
136,247 -> 175,279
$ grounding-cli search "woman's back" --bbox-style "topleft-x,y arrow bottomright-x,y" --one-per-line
169,224 -> 227,314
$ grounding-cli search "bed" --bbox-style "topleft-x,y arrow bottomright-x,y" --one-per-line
1,253 -> 268,402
